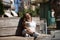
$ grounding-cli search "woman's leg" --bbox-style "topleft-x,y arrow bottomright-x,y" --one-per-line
22,29 -> 29,37
32,32 -> 40,40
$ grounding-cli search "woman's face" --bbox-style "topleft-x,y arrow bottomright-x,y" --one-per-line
25,13 -> 31,19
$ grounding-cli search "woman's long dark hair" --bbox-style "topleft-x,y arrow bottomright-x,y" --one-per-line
23,12 -> 32,21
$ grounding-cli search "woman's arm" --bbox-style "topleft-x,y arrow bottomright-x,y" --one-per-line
22,21 -> 34,34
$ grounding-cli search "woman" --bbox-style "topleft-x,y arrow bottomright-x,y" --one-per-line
22,12 -> 39,38
51,0 -> 60,30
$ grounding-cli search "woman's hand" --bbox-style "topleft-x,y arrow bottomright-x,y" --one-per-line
26,29 -> 33,34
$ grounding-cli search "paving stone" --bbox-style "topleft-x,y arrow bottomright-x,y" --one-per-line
0,36 -> 34,40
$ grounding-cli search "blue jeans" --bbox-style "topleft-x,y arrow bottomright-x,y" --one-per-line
22,29 -> 39,38
14,4 -> 19,13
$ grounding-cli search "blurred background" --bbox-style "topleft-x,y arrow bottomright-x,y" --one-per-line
0,0 -> 56,26
0,0 -> 60,40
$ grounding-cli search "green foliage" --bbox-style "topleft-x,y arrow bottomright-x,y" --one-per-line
36,6 -> 40,15
19,9 -> 38,17
29,9 -> 37,17
18,11 -> 24,17
0,0 -> 4,15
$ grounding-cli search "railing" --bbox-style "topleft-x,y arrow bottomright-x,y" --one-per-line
40,19 -> 47,34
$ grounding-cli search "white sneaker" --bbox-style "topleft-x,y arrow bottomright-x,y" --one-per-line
11,10 -> 18,17
4,10 -> 13,17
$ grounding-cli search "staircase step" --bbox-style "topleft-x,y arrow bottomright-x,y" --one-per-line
0,36 -> 34,40
0,17 -> 40,27
0,17 -> 20,27
0,27 -> 17,36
